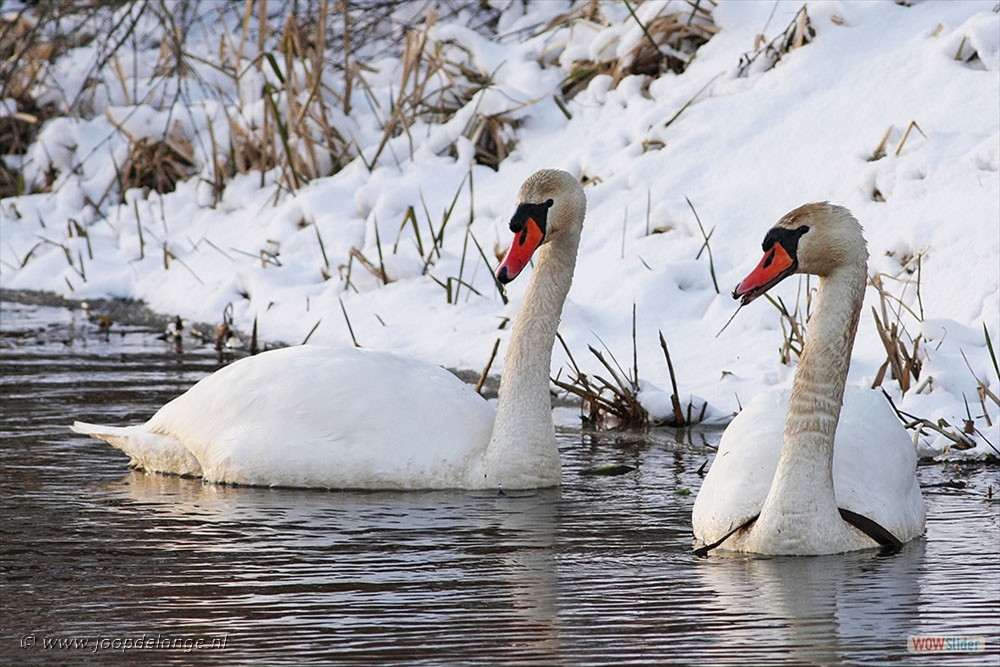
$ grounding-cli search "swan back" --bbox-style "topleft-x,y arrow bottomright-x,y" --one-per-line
145,346 -> 495,488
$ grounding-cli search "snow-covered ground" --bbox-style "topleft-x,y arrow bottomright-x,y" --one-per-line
2,0 -> 997,458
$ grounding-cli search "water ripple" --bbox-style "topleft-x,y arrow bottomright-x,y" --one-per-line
2,301 -> 998,666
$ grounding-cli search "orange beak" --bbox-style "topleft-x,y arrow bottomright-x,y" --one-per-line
733,241 -> 797,305
496,216 -> 545,284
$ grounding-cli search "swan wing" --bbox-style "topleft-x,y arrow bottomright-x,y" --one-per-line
830,386 -> 926,542
692,390 -> 785,544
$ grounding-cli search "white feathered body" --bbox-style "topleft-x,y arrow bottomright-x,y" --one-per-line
75,346 -> 496,489
692,385 -> 926,551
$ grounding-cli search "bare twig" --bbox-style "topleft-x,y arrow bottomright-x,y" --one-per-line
476,338 -> 500,395
338,296 -> 359,348
686,195 -> 719,293
658,331 -> 686,426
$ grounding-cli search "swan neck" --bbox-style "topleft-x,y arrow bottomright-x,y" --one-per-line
484,228 -> 580,488
786,262 -> 866,451
757,260 -> 867,542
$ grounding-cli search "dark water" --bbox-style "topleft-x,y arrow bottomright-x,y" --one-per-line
1,299 -> 998,666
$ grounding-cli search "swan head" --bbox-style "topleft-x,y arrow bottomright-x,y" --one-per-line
733,202 -> 866,305
496,169 -> 587,284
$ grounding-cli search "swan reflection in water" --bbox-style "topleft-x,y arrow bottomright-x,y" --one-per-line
104,470 -> 567,662
695,543 -> 926,665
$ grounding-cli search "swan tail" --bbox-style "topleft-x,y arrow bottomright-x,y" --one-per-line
71,421 -> 203,477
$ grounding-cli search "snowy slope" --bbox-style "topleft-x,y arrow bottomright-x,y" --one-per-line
1,0 -> 997,457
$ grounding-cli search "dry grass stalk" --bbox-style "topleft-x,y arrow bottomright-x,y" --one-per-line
894,120 -> 927,156
953,30 -> 994,69
870,124 -> 895,162
764,276 -> 813,365
880,390 -> 978,452
337,0 -> 353,115
343,247 -> 388,285
871,305 -> 922,394
620,0 -> 718,77
869,271 -> 924,395
658,331 -> 686,426
961,325 -> 1000,428
687,195 -> 719,293
0,9 -> 67,196
301,317 -> 323,345
394,206 -> 425,256
476,338 -> 501,395
114,119 -> 197,201
228,119 -> 280,178
737,4 -> 814,77
551,309 -> 649,430
66,218 -> 93,260
420,172 -> 467,273
656,331 -> 709,427
337,296 -> 360,348
464,112 -> 518,171
963,349 -> 999,428
662,71 -> 723,131
363,15 -> 438,169
162,242 -> 174,270
869,121 -> 928,163
542,0 -> 605,33
560,0 -> 717,101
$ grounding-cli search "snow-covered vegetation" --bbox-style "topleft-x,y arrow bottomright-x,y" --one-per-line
2,0 -> 997,458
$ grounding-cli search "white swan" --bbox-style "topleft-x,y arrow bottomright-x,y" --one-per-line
72,169 -> 587,490
693,203 -> 925,555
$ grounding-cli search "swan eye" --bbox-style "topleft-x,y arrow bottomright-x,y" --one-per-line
545,199 -> 554,208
